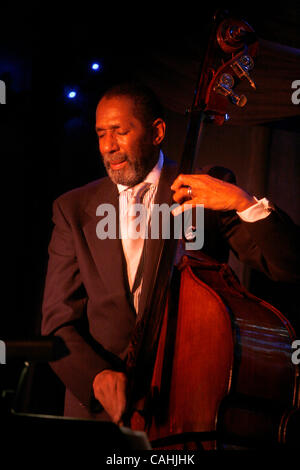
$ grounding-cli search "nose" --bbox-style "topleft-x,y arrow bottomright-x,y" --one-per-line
100,131 -> 119,154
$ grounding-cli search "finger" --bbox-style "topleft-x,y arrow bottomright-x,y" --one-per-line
171,174 -> 195,191
114,375 -> 127,423
172,187 -> 193,203
171,199 -> 199,216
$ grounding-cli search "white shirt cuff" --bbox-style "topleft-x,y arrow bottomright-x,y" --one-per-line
237,197 -> 273,222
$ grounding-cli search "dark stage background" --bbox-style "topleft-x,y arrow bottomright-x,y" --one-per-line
0,4 -> 299,416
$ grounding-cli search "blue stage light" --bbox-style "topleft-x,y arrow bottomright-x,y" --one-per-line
91,62 -> 101,71
67,90 -> 77,99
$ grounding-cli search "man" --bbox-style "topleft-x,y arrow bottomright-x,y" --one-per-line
41,81 -> 299,425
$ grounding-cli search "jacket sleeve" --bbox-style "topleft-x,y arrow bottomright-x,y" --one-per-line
204,165 -> 300,284
41,198 -> 115,409
218,204 -> 300,284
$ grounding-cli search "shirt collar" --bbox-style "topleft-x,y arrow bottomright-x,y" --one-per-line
117,150 -> 164,194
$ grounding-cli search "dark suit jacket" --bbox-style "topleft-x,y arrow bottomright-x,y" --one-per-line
41,158 -> 300,419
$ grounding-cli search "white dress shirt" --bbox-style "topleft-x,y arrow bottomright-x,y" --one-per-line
118,151 -> 164,312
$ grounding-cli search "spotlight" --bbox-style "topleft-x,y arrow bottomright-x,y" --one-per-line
91,62 -> 101,71
67,90 -> 77,99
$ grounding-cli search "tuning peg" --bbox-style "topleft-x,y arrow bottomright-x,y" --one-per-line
230,55 -> 256,89
213,73 -> 247,107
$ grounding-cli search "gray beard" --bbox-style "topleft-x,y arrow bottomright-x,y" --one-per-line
103,152 -> 159,187
106,162 -> 146,186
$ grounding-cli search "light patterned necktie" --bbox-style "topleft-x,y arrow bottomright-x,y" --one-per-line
121,182 -> 151,294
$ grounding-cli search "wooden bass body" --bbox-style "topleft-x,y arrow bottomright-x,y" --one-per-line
130,251 -> 300,450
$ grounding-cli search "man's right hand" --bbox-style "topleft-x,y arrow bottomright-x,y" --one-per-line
93,369 -> 127,425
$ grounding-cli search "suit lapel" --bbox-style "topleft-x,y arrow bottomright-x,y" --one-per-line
82,177 -> 132,309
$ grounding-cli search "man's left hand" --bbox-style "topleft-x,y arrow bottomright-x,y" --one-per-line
171,174 -> 256,215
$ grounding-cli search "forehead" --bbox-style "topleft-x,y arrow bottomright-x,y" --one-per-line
96,96 -> 137,123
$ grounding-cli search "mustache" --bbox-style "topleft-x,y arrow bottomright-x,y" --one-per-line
103,154 -> 128,166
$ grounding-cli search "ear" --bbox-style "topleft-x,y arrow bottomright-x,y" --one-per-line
152,118 -> 166,146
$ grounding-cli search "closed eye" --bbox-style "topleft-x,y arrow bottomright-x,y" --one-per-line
117,130 -> 129,135
95,127 -> 129,138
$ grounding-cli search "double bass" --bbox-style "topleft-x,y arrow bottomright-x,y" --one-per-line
123,10 -> 300,450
